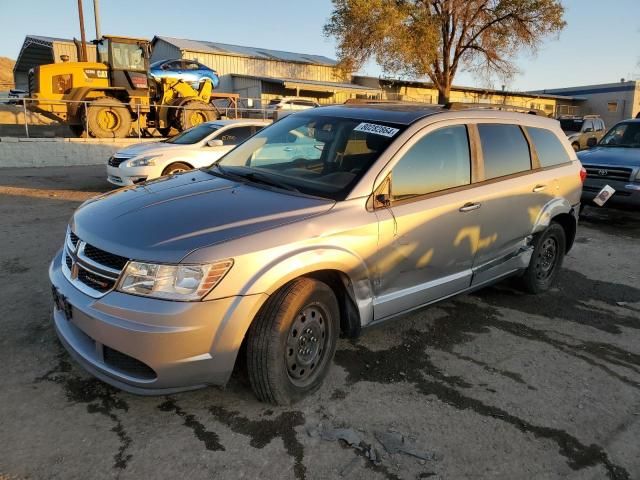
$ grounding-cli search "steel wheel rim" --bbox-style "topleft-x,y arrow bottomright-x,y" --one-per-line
285,304 -> 330,386
189,111 -> 206,126
536,237 -> 558,280
98,109 -> 120,131
168,167 -> 186,174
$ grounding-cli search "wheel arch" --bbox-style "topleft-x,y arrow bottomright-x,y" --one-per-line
530,198 -> 577,253
162,160 -> 195,174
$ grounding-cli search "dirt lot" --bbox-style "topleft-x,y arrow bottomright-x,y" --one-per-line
1,166 -> 639,480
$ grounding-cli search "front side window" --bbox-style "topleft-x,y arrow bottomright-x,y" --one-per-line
390,125 -> 471,201
583,120 -> 595,132
110,42 -> 146,71
478,124 -> 531,180
214,114 -> 403,200
165,123 -> 220,144
559,118 -> 583,133
527,127 -> 571,168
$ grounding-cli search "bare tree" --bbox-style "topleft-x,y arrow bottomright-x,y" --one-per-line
324,0 -> 566,103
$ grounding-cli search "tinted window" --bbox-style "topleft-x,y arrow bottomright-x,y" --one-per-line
391,125 -> 471,200
165,123 -> 219,144
527,127 -> 571,168
478,124 -> 531,179
595,120 -> 604,132
183,61 -> 201,70
217,126 -> 254,146
583,120 -> 595,132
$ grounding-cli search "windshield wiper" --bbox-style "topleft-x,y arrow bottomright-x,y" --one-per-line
207,165 -> 299,192
233,170 -> 300,192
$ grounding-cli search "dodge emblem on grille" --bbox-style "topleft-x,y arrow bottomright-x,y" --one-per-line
598,169 -> 608,176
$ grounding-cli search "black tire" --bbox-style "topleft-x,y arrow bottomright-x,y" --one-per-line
172,99 -> 216,132
85,97 -> 132,138
162,162 -> 192,176
246,277 -> 339,405
571,142 -> 580,152
520,223 -> 566,294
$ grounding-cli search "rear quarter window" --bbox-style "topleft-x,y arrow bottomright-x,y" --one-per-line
478,124 -> 531,180
527,127 -> 572,168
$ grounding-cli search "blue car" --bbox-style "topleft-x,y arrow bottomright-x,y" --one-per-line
149,59 -> 220,89
578,118 -> 640,209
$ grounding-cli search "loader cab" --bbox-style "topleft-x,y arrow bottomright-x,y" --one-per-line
96,36 -> 150,92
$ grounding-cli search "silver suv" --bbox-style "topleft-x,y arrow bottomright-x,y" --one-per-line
50,104 -> 584,404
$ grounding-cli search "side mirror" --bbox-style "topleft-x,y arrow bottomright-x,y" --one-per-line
207,139 -> 224,147
375,193 -> 391,208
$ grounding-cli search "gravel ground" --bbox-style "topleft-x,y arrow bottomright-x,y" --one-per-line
1,165 -> 639,480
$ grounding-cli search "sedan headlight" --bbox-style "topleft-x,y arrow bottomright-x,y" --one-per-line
127,155 -> 158,167
118,259 -> 233,301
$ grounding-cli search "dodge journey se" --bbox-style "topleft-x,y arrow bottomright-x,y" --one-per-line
50,104 -> 584,404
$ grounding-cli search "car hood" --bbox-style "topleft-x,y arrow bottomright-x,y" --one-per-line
578,146 -> 640,167
71,170 -> 334,263
115,141 -> 186,157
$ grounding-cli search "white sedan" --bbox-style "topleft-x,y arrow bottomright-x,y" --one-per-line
106,119 -> 271,186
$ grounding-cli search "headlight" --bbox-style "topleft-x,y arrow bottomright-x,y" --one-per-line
127,155 -> 158,167
118,259 -> 233,301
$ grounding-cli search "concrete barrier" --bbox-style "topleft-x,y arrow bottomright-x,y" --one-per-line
0,137 -> 158,168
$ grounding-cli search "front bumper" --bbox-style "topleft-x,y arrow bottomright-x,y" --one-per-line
106,165 -> 157,187
582,178 -> 640,208
49,250 -> 267,394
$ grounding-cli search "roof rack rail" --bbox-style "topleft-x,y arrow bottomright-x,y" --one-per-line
444,102 -> 549,117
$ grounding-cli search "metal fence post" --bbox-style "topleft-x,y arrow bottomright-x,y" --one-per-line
137,104 -> 141,141
84,101 -> 89,141
23,100 -> 30,138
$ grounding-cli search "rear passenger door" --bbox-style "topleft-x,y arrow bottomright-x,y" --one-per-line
468,122 -> 568,286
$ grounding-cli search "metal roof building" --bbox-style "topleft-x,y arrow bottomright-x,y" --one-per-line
13,35 -> 97,90
150,36 -> 376,106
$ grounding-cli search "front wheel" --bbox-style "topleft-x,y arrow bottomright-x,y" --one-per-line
162,162 -> 192,176
246,277 -> 339,405
571,142 -> 580,152
520,223 -> 566,294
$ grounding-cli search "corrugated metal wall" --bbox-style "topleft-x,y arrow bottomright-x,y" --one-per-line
150,41 -> 181,65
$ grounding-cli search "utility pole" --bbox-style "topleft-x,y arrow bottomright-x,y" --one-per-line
93,0 -> 101,40
77,0 -> 88,62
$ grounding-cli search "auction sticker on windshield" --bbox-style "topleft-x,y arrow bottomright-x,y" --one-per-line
353,122 -> 400,137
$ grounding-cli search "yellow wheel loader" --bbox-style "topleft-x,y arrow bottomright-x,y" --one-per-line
28,35 -> 222,138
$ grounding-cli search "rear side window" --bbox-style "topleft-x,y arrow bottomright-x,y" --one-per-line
218,126 -> 253,145
527,127 -> 571,168
478,124 -> 531,180
391,125 -> 471,200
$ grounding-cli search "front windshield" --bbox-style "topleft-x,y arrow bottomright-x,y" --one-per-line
559,118 -> 583,133
599,122 -> 640,147
165,123 -> 220,145
213,113 -> 404,200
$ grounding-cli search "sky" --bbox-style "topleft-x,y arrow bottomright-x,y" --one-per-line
1,0 -> 638,91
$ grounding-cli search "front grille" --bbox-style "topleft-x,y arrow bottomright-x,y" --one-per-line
108,156 -> 130,168
62,230 -> 129,297
84,243 -> 128,270
585,166 -> 632,182
103,346 -> 156,380
77,269 -> 116,292
69,231 -> 79,248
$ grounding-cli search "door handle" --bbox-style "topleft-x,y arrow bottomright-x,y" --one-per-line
459,202 -> 481,212
283,146 -> 294,152
532,184 -> 547,192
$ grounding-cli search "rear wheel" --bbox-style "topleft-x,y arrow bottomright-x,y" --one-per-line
172,99 -> 216,132
520,223 -> 566,294
162,162 -> 192,176
85,97 -> 132,138
246,277 -> 339,405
